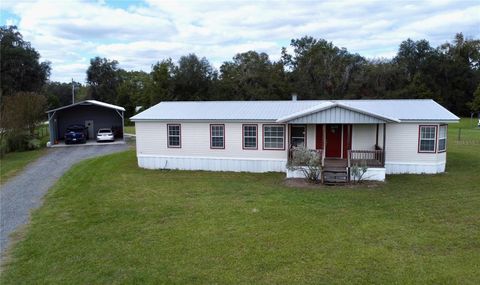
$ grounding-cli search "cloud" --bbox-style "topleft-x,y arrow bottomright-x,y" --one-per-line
1,0 -> 479,82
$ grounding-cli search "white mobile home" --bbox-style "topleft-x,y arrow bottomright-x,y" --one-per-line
131,99 -> 459,181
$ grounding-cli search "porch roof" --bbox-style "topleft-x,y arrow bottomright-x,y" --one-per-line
276,102 -> 400,124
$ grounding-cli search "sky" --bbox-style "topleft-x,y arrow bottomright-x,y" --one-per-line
1,0 -> 479,83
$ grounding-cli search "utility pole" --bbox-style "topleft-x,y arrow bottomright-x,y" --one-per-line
71,78 -> 75,104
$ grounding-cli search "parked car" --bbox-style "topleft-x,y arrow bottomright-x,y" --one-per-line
96,128 -> 115,142
64,125 -> 87,144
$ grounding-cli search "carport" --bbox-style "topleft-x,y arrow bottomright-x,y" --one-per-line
47,100 -> 125,146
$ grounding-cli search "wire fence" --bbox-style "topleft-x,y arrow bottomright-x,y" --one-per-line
455,128 -> 480,145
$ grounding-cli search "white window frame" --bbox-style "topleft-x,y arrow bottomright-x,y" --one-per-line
418,125 -> 437,153
263,124 -> 285,150
242,124 -> 258,150
438,125 -> 447,152
167,124 -> 181,148
210,124 -> 225,149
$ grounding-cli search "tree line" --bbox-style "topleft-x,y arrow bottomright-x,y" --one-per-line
73,34 -> 480,119
1,25 -> 479,153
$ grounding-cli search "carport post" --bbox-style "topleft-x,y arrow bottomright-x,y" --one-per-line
122,111 -> 125,141
47,112 -> 55,146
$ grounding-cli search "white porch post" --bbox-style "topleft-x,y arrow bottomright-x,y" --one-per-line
383,123 -> 386,166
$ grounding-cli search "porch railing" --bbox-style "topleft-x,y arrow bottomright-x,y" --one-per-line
348,150 -> 385,168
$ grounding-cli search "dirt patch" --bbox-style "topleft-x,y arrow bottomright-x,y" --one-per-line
283,178 -> 383,190
0,223 -> 28,272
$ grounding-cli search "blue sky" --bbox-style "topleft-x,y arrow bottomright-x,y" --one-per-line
1,0 -> 479,83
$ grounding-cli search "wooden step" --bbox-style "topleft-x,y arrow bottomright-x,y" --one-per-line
323,169 -> 348,184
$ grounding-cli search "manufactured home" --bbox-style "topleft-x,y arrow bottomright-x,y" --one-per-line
131,99 -> 459,181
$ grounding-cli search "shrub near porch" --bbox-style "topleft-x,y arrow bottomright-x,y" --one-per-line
1,120 -> 479,284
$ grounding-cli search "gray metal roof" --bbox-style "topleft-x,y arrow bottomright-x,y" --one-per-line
47,100 -> 125,113
130,99 -> 459,122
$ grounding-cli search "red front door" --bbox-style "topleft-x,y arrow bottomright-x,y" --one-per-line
326,124 -> 342,158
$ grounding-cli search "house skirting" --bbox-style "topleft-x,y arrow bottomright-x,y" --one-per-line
137,155 -> 446,179
353,167 -> 386,181
137,154 -> 287,173
286,167 -> 386,181
385,162 -> 445,174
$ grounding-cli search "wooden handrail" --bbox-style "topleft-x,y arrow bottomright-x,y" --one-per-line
349,149 -> 385,167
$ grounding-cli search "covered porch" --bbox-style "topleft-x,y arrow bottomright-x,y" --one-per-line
279,102 -> 396,182
288,123 -> 386,168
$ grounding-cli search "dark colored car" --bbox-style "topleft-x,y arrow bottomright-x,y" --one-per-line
64,125 -> 87,144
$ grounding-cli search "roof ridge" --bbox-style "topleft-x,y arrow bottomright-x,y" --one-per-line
159,99 -> 436,103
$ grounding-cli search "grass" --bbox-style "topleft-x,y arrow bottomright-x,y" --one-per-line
450,117 -> 480,141
1,119 -> 479,284
0,149 -> 46,184
124,125 -> 135,134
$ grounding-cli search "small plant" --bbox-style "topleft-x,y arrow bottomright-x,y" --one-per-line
350,161 -> 368,184
287,147 -> 323,183
27,138 -> 41,150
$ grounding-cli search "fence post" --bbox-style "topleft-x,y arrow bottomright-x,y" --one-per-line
457,128 -> 461,141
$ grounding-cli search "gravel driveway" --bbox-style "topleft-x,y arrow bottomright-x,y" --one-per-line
0,144 -> 129,255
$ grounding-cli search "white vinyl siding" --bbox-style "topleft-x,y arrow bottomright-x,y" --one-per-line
306,124 -> 315,149
384,123 -> 445,164
135,121 -> 449,175
351,125 -> 377,150
135,122 -> 288,160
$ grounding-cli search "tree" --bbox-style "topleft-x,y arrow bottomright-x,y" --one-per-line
394,39 -> 436,81
441,33 -> 480,69
217,51 -> 290,100
282,36 -> 366,99
468,85 -> 480,113
41,81 -> 82,109
149,59 -> 175,105
0,92 -> 47,153
438,34 -> 480,115
172,54 -> 215,101
86,57 -> 120,103
0,26 -> 50,97
117,70 -> 152,118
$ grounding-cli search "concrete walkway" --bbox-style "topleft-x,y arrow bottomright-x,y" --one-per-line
0,144 -> 129,255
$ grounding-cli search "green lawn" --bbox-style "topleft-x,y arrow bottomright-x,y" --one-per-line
1,120 -> 479,284
124,125 -> 135,134
450,116 -> 480,141
0,149 -> 45,184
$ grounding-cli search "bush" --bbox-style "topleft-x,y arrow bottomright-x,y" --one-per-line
6,134 -> 30,152
350,162 -> 368,184
287,147 -> 323,183
5,134 -> 42,152
27,138 -> 41,150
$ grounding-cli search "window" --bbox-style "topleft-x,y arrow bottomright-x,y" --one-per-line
210,124 -> 225,149
243,124 -> 257,149
167,124 -> 181,148
263,125 -> 285,150
438,125 -> 447,152
290,125 -> 306,148
419,125 -> 437,153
